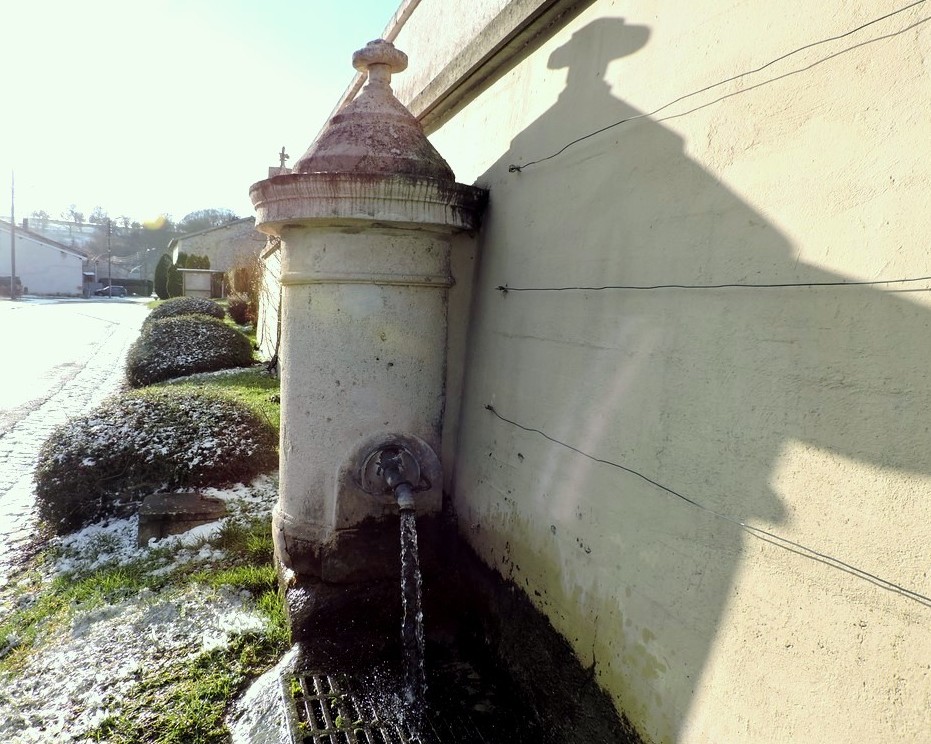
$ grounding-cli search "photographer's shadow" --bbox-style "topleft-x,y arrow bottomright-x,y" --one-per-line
459,16 -> 931,740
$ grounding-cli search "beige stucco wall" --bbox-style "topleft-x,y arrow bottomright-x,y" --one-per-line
398,1 -> 931,741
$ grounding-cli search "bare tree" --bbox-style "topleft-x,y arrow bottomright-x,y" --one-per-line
88,206 -> 109,225
29,210 -> 50,229
177,208 -> 239,234
61,204 -> 84,239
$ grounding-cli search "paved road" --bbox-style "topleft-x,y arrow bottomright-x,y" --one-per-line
0,298 -> 148,586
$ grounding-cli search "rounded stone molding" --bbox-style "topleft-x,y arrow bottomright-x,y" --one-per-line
251,173 -> 486,235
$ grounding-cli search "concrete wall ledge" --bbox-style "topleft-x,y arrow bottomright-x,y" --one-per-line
331,0 -> 597,135
406,0 -> 595,132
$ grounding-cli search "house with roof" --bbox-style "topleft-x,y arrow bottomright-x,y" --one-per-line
0,220 -> 87,296
166,217 -> 265,299
167,217 -> 262,273
253,2 -> 931,742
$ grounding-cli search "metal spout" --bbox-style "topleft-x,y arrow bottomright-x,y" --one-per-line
379,449 -> 418,513
395,483 -> 416,513
359,444 -> 427,513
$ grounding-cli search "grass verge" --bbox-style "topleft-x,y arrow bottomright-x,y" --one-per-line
88,632 -> 285,744
1,511 -> 289,743
84,517 -> 289,744
0,539 -> 178,673
2,370 -> 285,741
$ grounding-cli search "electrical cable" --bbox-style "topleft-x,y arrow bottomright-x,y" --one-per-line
508,0 -> 927,172
484,403 -> 931,609
496,274 -> 931,293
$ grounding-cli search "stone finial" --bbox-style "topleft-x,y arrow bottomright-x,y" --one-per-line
290,39 -> 454,181
352,39 -> 408,84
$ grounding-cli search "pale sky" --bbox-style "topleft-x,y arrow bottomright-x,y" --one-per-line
0,0 -> 400,225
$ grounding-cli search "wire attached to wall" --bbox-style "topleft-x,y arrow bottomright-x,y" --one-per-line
508,0 -> 927,173
496,274 -> 931,293
484,403 -> 931,610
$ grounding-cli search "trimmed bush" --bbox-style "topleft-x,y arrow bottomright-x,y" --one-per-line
226,295 -> 253,325
146,296 -> 225,324
34,388 -> 278,533
227,252 -> 262,329
126,314 -> 253,387
227,294 -> 250,325
153,254 -> 171,300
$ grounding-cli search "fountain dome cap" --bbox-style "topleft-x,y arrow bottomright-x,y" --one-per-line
292,39 -> 455,181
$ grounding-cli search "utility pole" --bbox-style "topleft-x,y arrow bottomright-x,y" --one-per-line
9,171 -> 16,301
107,218 -> 112,297
143,246 -> 153,295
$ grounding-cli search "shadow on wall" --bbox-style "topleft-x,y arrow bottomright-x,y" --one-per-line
454,15 -> 931,742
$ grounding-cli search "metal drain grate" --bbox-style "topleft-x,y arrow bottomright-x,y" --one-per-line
282,672 -> 420,744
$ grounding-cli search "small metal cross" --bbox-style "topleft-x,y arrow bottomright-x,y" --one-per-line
278,147 -> 289,169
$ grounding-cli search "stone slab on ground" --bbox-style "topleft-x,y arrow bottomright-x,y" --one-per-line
138,492 -> 228,546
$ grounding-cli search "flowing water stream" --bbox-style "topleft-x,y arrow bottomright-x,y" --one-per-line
400,508 -> 426,706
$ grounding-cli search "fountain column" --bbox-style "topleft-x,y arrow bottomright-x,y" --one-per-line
250,40 -> 486,589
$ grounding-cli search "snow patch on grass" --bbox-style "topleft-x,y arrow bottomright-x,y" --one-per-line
0,475 -> 280,744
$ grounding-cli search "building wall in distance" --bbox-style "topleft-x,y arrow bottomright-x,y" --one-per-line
0,227 -> 83,296
171,218 -> 263,273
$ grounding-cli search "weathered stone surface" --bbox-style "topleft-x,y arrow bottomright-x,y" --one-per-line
251,39 -> 486,232
320,512 -> 443,584
250,173 -> 486,234
293,39 -> 454,181
250,38 -> 486,588
137,492 -> 227,546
